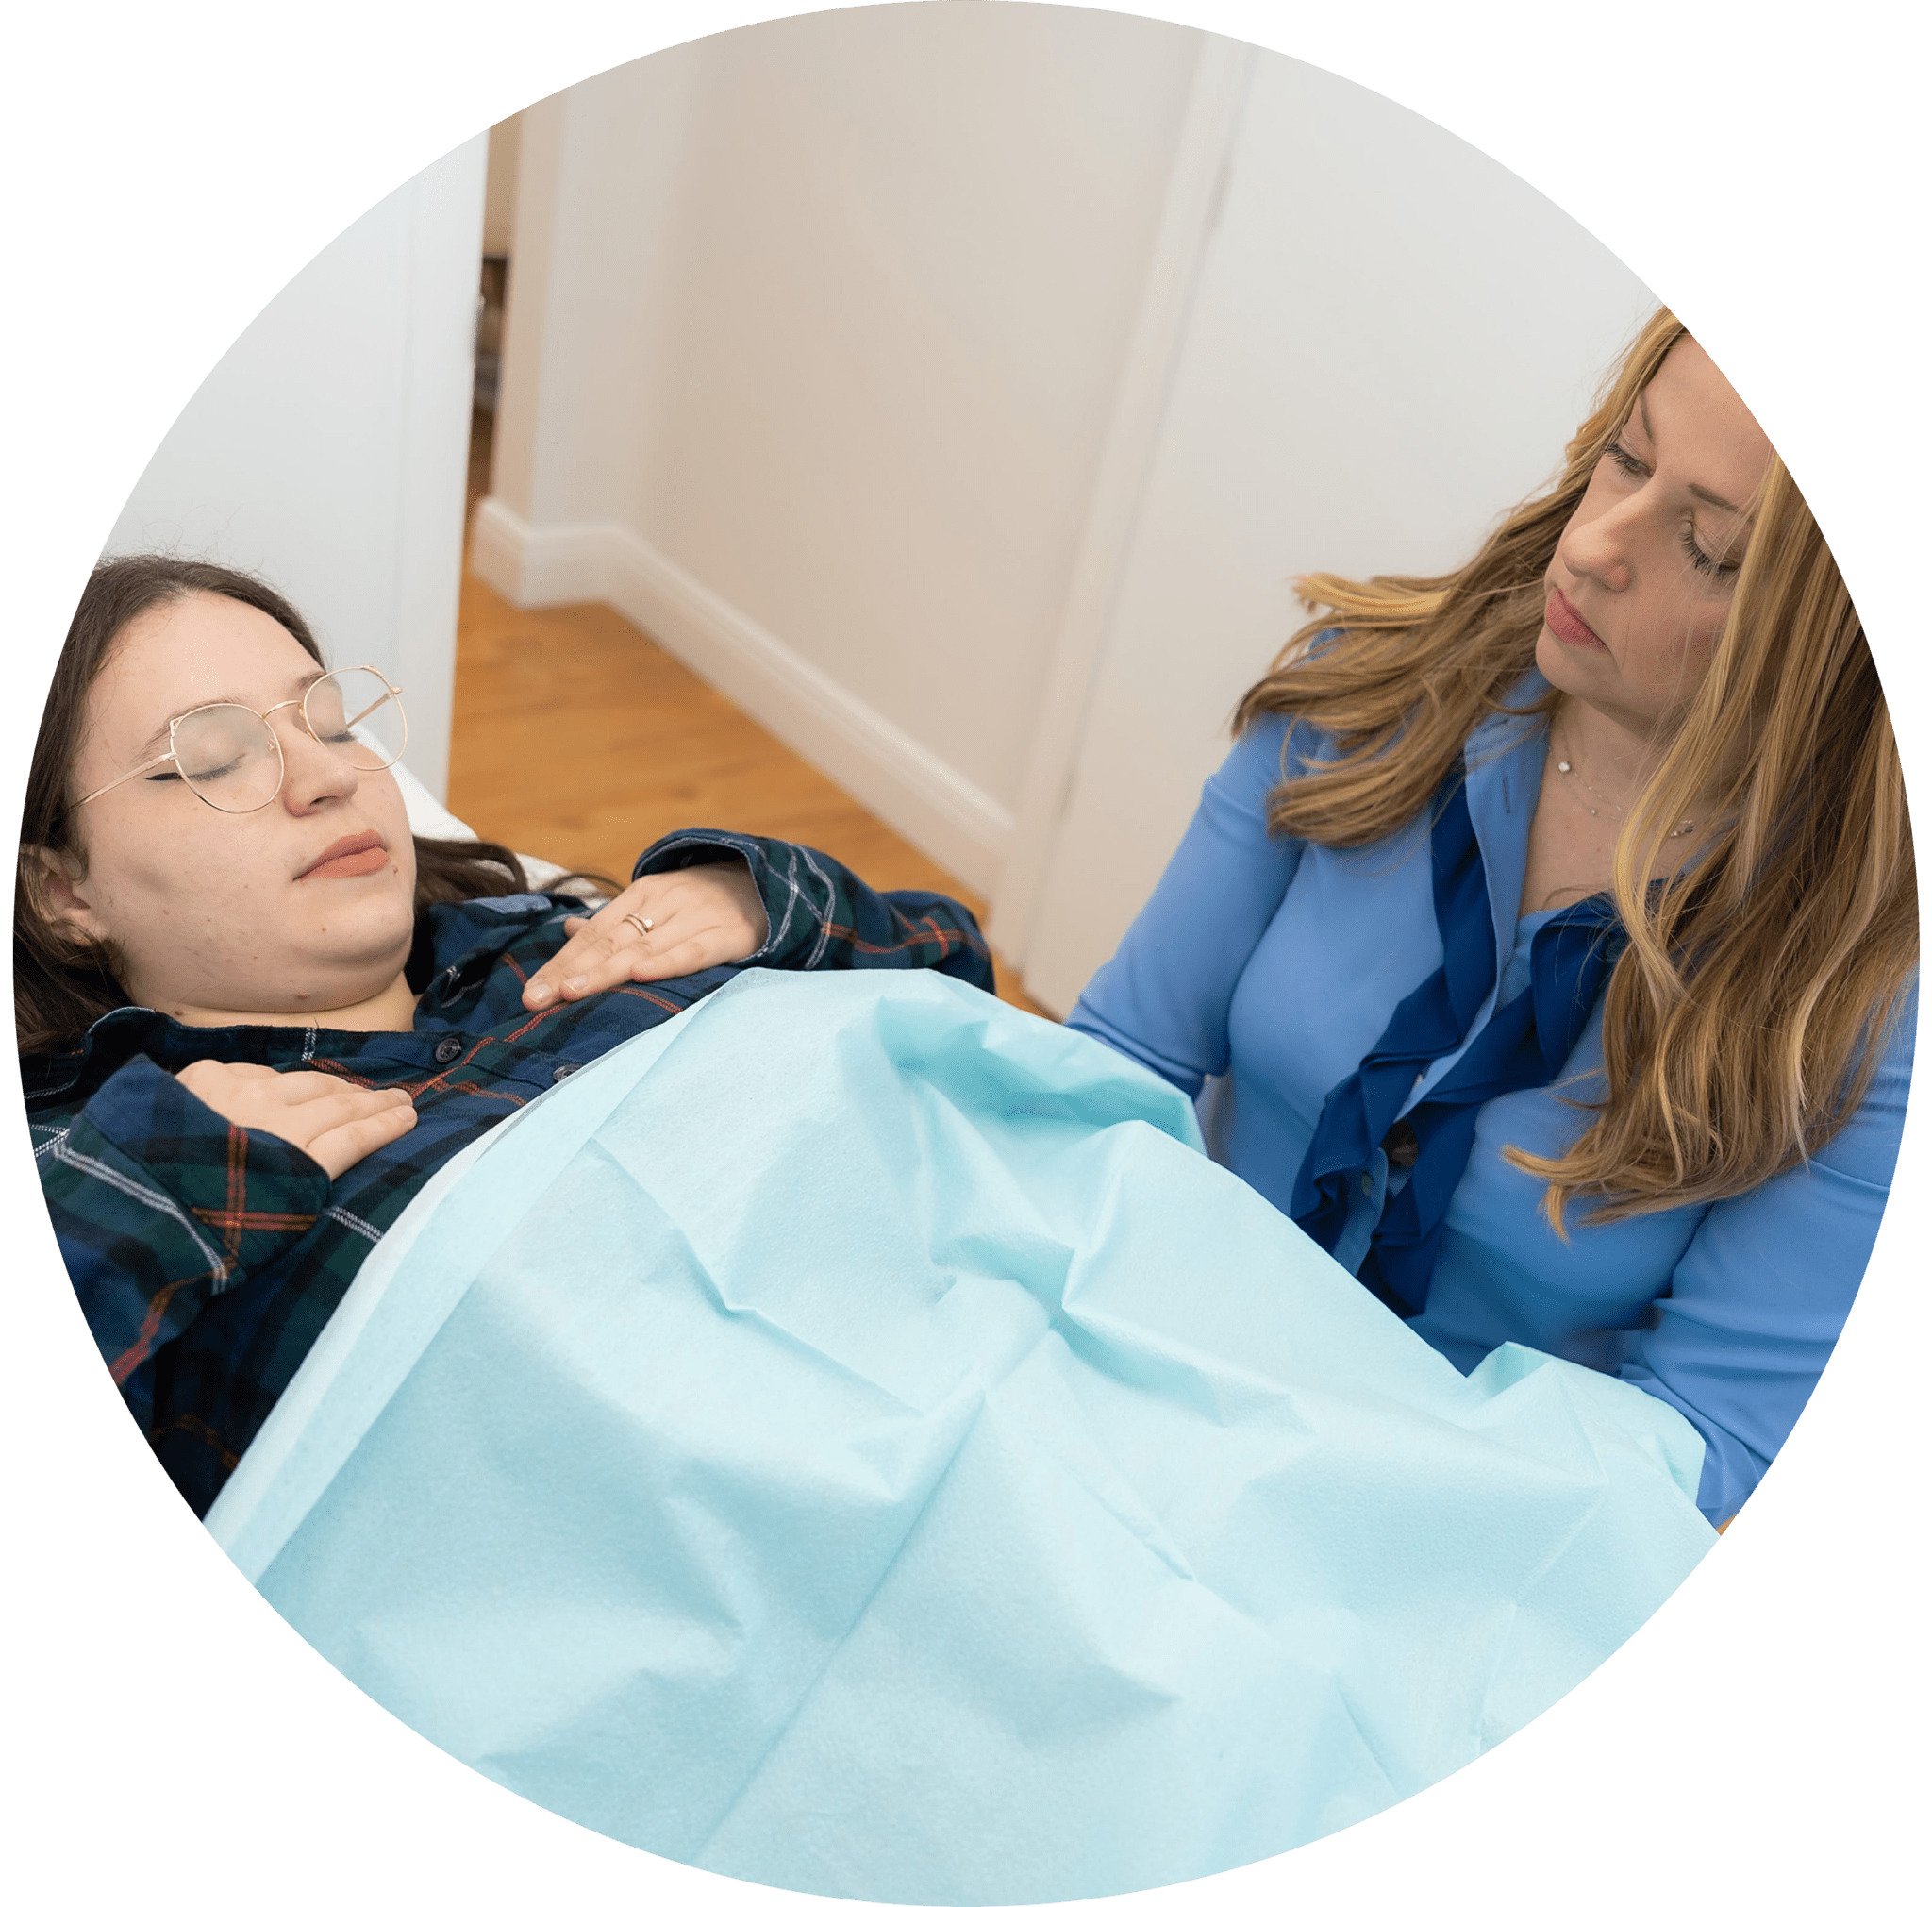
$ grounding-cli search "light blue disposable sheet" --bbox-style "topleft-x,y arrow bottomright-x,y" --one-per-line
208,969 -> 1714,1904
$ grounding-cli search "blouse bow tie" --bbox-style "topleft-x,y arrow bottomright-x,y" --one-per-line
1289,776 -> 1625,1316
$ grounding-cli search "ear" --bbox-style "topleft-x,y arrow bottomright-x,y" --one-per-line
20,845 -> 103,947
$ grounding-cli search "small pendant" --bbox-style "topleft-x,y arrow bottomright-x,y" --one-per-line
1557,761 -> 1572,773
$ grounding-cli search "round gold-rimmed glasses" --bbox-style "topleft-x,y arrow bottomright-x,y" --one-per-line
74,666 -> 408,815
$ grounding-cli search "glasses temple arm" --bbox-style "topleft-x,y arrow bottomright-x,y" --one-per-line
71,749 -> 181,811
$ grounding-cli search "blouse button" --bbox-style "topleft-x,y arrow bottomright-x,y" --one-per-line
433,1035 -> 464,1064
551,1062 -> 579,1083
1359,1171 -> 1374,1196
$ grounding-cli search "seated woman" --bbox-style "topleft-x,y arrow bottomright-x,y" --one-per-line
1067,308 -> 1917,1529
18,553 -> 994,1516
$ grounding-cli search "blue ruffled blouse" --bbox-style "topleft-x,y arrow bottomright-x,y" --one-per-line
1066,675 -> 1915,1526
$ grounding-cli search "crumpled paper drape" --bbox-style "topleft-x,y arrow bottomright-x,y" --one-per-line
209,969 -> 1713,1905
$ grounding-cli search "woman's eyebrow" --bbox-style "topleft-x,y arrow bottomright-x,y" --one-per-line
134,707 -> 211,757
134,670 -> 328,757
1635,393 -> 1746,516
1688,481 -> 1746,517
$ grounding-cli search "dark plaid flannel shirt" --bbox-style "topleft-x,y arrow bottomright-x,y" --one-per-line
25,829 -> 993,1517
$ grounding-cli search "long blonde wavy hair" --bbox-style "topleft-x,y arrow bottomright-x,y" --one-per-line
1235,308 -> 1916,1230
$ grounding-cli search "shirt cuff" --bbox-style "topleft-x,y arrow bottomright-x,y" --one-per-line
75,1055 -> 333,1277
632,829 -> 808,963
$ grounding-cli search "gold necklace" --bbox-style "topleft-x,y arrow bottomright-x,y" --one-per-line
1551,719 -> 1695,837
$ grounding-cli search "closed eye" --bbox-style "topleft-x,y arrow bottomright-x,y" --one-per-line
1604,441 -> 1740,581
1680,523 -> 1741,580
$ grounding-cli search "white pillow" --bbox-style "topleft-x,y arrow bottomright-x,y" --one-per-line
389,760 -> 476,843
388,760 -> 588,895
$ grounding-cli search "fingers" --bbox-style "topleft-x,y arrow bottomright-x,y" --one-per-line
173,1060 -> 416,1179
251,1068 -> 365,1105
180,1061 -> 373,1102
522,867 -> 767,1008
176,1058 -> 282,1103
545,915 -> 733,997
523,906 -> 670,1006
301,1094 -> 420,1180
284,1083 -> 414,1141
177,1060 -> 376,1123
267,1082 -> 414,1169
522,883 -> 689,1005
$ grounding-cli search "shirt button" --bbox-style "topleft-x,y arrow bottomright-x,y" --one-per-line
434,1036 -> 463,1064
551,1062 -> 579,1083
1359,1171 -> 1375,1196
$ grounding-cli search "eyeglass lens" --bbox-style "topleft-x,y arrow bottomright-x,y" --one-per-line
171,668 -> 408,812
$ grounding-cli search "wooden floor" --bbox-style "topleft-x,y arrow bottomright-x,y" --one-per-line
448,441 -> 1040,1012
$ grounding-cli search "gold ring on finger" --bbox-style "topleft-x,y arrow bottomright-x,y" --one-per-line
624,912 -> 654,939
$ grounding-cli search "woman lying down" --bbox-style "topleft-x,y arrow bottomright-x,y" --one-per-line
22,555 -> 1717,1905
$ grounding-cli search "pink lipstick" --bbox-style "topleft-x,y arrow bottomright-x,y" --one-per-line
1545,586 -> 1607,653
298,831 -> 389,879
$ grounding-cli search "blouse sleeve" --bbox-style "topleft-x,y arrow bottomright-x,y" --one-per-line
36,1055 -> 332,1434
632,828 -> 995,992
1613,986 -> 1918,1527
1064,714 -> 1309,1098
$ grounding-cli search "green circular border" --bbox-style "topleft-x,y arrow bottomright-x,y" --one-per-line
8,0 -> 1924,1900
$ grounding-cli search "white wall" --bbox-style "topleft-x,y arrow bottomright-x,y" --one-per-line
475,4 -> 1212,890
105,135 -> 489,801
490,49 -> 707,538
473,7 -> 1654,1008
1008,55 -> 1656,1012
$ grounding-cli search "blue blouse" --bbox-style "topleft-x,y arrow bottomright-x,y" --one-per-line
1066,677 -> 1915,1526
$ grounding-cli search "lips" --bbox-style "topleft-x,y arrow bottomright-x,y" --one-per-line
1545,586 -> 1607,653
297,830 -> 390,879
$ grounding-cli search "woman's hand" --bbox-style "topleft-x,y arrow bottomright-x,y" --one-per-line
175,1061 -> 418,1180
521,861 -> 770,1011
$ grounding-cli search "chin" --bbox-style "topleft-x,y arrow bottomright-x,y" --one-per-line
307,863 -> 415,924
295,889 -> 417,975
1533,626 -> 1581,690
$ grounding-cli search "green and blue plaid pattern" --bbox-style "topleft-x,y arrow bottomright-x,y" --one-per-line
26,830 -> 993,1515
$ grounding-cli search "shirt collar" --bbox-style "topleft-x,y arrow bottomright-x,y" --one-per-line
1462,669 -> 1556,984
20,1005 -> 315,1104
23,896 -> 570,1100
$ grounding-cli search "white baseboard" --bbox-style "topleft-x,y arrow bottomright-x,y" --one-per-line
469,496 -> 612,605
467,500 -> 1014,895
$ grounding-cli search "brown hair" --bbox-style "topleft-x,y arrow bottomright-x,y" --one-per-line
15,553 -> 581,1053
1236,308 -> 1916,1228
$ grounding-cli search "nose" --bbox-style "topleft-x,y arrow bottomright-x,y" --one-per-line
1558,492 -> 1638,594
270,702 -> 360,810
